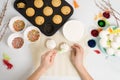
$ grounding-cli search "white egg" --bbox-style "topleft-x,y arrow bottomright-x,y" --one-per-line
111,42 -> 120,49
99,30 -> 109,38
46,39 -> 56,49
99,39 -> 108,48
114,36 -> 120,42
108,34 -> 114,41
115,50 -> 120,57
106,48 -> 115,55
60,43 -> 70,52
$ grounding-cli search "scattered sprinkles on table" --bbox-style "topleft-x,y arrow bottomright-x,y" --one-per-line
73,0 -> 79,8
2,53 -> 13,70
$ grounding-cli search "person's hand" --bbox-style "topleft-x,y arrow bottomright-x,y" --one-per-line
71,44 -> 84,69
39,50 -> 56,71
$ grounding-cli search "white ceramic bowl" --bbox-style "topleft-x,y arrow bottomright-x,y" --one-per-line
7,33 -> 24,49
63,20 -> 85,42
9,16 -> 26,32
24,26 -> 41,43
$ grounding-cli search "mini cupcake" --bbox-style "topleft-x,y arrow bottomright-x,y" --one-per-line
46,39 -> 56,49
59,43 -> 70,52
9,16 -> 26,32
24,26 -> 41,42
17,2 -> 26,8
26,7 -> 35,17
7,33 -> 24,49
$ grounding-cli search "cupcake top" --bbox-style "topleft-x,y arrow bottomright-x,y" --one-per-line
43,6 -> 53,16
17,2 -> 26,8
61,6 -> 71,15
51,0 -> 61,7
35,16 -> 45,25
26,7 -> 35,17
34,0 -> 44,8
52,15 -> 62,24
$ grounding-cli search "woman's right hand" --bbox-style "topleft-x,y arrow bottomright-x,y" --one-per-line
71,44 -> 84,69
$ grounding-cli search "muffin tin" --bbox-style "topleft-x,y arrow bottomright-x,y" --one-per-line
14,0 -> 74,36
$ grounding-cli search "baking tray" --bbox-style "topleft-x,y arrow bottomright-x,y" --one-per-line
14,0 -> 74,36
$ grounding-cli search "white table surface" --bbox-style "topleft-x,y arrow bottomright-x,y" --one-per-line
0,0 -> 120,80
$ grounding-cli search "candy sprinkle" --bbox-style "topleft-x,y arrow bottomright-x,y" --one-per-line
94,50 -> 101,54
88,39 -> 96,48
3,59 -> 13,69
2,53 -> 13,70
3,53 -> 11,61
97,28 -> 103,32
73,0 -> 79,8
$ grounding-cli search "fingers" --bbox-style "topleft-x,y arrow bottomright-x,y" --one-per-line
50,53 -> 56,62
46,50 -> 56,57
73,44 -> 84,52
74,44 -> 82,49
72,45 -> 80,54
71,50 -> 75,61
46,50 -> 56,62
71,46 -> 80,62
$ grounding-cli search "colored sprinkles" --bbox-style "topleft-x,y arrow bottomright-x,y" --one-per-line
3,59 -> 13,69
94,50 -> 101,54
2,53 -> 13,70
73,0 -> 79,8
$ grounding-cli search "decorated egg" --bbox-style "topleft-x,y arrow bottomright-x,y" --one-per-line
115,50 -> 120,57
99,30 -> 109,38
99,39 -> 108,48
60,43 -> 70,52
111,42 -> 120,49
106,48 -> 115,56
108,34 -> 114,41
114,36 -> 120,42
